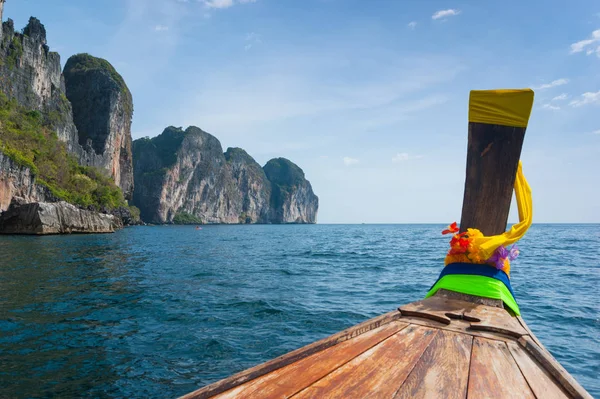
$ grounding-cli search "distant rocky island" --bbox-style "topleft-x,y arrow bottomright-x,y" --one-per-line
133,127 -> 318,224
0,9 -> 318,234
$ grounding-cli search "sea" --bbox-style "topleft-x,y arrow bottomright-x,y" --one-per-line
0,224 -> 598,398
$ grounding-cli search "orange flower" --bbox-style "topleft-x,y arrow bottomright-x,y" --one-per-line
442,222 -> 459,235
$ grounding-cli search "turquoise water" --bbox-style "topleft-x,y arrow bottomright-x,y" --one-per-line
0,224 -> 598,398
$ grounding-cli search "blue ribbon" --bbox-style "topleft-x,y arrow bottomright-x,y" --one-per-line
430,262 -> 517,300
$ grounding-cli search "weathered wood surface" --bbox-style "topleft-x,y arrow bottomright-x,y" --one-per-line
507,341 -> 570,399
459,122 -> 526,235
212,321 -> 408,399
180,310 -> 401,399
399,295 -> 480,324
399,295 -> 526,339
182,300 -> 592,399
518,336 -> 593,399
394,330 -> 472,399
464,304 -> 528,338
292,325 -> 437,399
435,288 -> 504,308
467,337 -> 535,398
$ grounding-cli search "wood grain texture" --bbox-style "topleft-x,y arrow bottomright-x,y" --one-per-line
212,321 -> 409,399
507,342 -> 570,399
464,305 -> 527,338
467,337 -> 534,399
180,310 -> 402,399
394,330 -> 473,399
518,336 -> 593,399
399,295 -> 481,325
435,289 -> 504,309
292,325 -> 438,399
459,122 -> 526,235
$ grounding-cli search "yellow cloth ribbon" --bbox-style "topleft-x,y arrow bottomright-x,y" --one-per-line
469,89 -> 534,128
471,161 -> 533,260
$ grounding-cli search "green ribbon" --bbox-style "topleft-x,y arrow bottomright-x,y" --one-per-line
425,274 -> 520,316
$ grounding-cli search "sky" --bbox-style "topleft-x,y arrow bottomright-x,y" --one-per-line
4,0 -> 600,223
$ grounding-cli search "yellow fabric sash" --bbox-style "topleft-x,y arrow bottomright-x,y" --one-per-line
471,161 -> 533,260
469,89 -> 534,128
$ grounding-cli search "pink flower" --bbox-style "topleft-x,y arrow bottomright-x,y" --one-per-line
508,245 -> 520,261
487,246 -> 508,270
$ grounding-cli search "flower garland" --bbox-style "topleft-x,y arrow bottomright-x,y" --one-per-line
442,222 -> 520,276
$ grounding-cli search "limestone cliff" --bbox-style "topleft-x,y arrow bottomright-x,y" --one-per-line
133,126 -> 241,224
64,54 -> 134,199
0,17 -> 80,153
0,17 -> 134,200
0,197 -> 122,234
225,147 -> 271,223
132,126 -> 318,224
263,158 -> 318,224
0,151 -> 52,212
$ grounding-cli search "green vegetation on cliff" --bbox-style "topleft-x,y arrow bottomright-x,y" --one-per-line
263,158 -> 306,210
0,93 -> 126,209
173,211 -> 203,225
133,126 -> 186,170
64,53 -> 133,116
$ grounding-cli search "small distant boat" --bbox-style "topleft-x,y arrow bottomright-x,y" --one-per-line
180,89 -> 592,399
195,226 -> 202,230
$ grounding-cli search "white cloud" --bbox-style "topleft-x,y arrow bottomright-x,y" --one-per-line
200,0 -> 256,9
244,32 -> 261,51
569,90 -> 600,107
592,129 -> 600,135
532,78 -> 569,90
432,9 -> 461,20
177,53 -> 462,134
343,157 -> 359,166
551,93 -> 568,101
542,104 -> 560,110
154,24 -> 169,31
570,29 -> 600,57
392,153 -> 423,163
407,21 -> 417,29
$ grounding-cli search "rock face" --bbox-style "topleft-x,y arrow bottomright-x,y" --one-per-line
264,158 -> 319,224
0,18 -> 134,198
225,147 -> 271,223
132,126 -> 318,224
0,197 -> 122,234
0,17 -> 81,153
0,151 -> 52,211
133,126 -> 241,224
64,54 -> 134,199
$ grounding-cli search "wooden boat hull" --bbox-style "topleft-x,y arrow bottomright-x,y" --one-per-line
180,295 -> 592,399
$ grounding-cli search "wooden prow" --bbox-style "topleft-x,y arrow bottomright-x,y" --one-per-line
459,121 -> 526,236
435,90 -> 531,308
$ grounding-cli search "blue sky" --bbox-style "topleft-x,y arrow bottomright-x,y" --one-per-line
4,0 -> 600,223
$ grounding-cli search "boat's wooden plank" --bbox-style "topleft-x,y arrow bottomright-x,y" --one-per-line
211,321 -> 409,399
393,330 -> 472,399
516,316 -> 545,347
465,305 -> 528,338
518,336 -> 593,399
179,310 -> 402,399
507,341 -> 570,399
399,295 -> 480,325
399,314 -> 521,343
467,337 -> 535,399
291,325 -> 437,399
